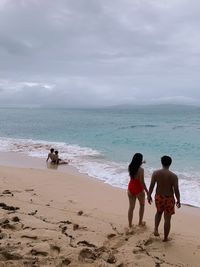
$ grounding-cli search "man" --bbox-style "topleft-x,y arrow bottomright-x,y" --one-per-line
54,150 -> 69,165
148,155 -> 181,242
46,148 -> 56,163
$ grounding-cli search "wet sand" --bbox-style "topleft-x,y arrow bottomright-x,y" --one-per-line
0,153 -> 200,266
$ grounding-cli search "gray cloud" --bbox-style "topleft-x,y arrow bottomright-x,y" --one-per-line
0,0 -> 200,107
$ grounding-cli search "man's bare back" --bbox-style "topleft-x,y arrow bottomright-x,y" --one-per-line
152,169 -> 178,196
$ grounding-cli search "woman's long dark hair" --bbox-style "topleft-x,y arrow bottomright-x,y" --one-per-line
128,153 -> 143,178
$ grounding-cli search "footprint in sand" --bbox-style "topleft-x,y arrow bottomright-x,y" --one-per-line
0,249 -> 23,260
125,227 -> 135,236
62,258 -> 71,265
144,238 -> 154,246
0,232 -> 7,239
0,219 -> 17,230
50,244 -> 61,257
78,248 -> 97,263
101,251 -> 116,264
30,249 -> 48,257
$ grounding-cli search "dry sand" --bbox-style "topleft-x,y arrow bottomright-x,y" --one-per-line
0,154 -> 200,266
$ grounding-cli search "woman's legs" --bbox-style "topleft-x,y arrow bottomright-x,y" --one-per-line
137,191 -> 145,225
127,190 -> 136,228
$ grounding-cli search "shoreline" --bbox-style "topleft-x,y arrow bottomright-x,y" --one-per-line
0,151 -> 198,209
1,134 -> 200,207
0,152 -> 200,265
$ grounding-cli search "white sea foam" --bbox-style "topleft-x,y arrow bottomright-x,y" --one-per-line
0,136 -> 200,207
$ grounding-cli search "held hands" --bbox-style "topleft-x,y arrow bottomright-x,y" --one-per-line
147,195 -> 153,205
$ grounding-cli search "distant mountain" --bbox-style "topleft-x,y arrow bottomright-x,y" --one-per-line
105,103 -> 200,110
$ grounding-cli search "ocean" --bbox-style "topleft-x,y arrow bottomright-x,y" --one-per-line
0,105 -> 200,207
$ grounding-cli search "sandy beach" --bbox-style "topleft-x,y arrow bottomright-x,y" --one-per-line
0,154 -> 200,267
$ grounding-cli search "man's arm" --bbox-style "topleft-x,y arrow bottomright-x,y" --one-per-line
173,175 -> 181,208
46,154 -> 50,162
147,172 -> 156,204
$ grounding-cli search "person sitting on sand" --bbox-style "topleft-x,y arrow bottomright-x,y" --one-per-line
148,155 -> 181,242
127,153 -> 148,228
46,148 -> 56,163
54,150 -> 69,165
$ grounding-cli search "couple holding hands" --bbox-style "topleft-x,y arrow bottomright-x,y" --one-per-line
127,153 -> 181,242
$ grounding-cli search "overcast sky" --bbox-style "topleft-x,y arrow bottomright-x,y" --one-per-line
0,0 -> 200,107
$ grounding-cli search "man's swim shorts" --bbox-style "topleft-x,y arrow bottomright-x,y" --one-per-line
155,194 -> 175,215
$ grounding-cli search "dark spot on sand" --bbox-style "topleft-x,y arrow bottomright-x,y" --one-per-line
60,225 -> 67,233
25,189 -> 34,192
64,233 -> 74,239
62,258 -> 71,265
77,210 -> 83,216
0,203 -> 19,211
28,210 -> 38,216
12,216 -> 20,222
21,235 -> 38,240
2,190 -> 12,195
59,220 -> 72,224
107,233 -> 116,239
77,240 -> 96,248
73,224 -> 79,230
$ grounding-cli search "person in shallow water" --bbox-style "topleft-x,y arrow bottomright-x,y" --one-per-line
127,153 -> 148,228
46,148 -> 56,163
54,150 -> 69,165
148,155 -> 181,242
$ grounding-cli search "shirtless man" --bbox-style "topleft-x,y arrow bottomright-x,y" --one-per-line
148,155 -> 181,242
54,151 -> 69,165
46,148 -> 56,163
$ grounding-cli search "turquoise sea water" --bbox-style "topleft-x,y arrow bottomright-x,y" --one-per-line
0,105 -> 200,206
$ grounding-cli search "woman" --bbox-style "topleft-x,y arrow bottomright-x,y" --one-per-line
128,153 -> 148,228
